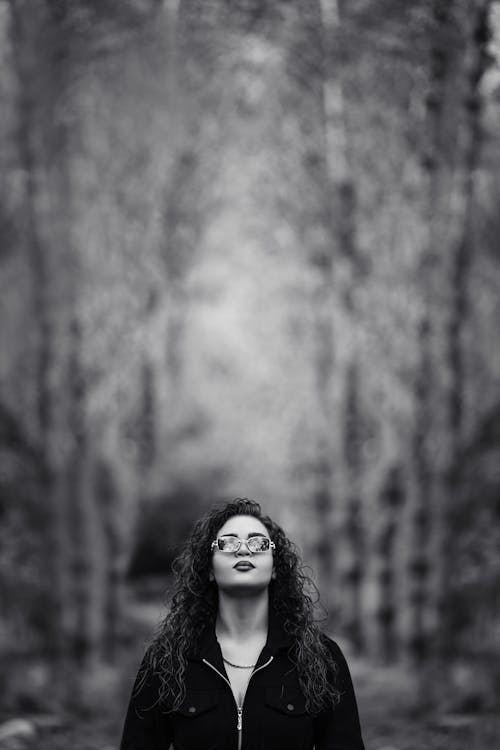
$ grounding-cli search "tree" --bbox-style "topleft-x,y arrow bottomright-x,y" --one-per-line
8,0 -> 77,675
5,0 -> 179,698
411,0 -> 491,666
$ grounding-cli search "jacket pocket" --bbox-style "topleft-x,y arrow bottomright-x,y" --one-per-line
177,689 -> 221,717
173,689 -> 221,750
262,686 -> 311,750
265,686 -> 307,716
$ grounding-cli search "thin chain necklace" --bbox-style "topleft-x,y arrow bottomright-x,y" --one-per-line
222,656 -> 256,669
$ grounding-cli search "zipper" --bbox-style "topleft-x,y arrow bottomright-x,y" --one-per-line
203,655 -> 273,750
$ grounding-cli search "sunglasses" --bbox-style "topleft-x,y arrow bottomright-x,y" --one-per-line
211,535 -> 275,554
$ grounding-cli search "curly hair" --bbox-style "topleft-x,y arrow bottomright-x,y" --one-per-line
144,498 -> 340,714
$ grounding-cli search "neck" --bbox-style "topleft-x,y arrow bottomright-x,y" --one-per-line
216,591 -> 269,642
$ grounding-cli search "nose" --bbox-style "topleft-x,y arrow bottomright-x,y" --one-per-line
235,539 -> 252,556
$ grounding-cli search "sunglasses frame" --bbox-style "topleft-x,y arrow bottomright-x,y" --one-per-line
211,536 -> 275,554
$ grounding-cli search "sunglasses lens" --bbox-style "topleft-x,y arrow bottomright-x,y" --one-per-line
218,538 -> 239,552
248,537 -> 269,552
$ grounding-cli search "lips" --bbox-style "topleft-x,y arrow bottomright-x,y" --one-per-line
233,561 -> 255,571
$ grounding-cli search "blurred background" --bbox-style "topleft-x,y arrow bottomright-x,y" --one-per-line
1,0 -> 500,748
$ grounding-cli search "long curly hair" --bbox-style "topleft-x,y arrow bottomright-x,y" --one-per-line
144,498 -> 340,714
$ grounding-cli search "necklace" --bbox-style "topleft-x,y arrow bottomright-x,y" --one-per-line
222,656 -> 256,669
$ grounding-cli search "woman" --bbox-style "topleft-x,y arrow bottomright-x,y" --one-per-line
120,498 -> 365,750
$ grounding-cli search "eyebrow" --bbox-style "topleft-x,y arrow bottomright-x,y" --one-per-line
219,532 -> 267,538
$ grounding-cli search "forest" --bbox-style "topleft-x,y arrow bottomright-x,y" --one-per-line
1,0 -> 499,748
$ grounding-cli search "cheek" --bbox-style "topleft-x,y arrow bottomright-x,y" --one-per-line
264,557 -> 274,577
211,556 -> 228,580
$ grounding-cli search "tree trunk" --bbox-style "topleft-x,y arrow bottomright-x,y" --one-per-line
435,0 -> 491,664
95,454 -> 127,662
340,361 -> 365,652
411,0 -> 491,670
320,0 -> 369,634
375,464 -> 405,662
8,0 -> 109,690
8,0 -> 74,674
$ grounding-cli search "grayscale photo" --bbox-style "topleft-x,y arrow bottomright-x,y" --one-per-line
1,1 -> 499,749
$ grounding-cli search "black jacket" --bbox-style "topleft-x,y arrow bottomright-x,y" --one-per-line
120,617 -> 365,750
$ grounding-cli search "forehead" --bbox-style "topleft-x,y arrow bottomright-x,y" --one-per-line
217,514 -> 268,538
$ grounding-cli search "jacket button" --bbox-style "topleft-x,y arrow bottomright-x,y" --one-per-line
287,703 -> 294,711
188,706 -> 196,714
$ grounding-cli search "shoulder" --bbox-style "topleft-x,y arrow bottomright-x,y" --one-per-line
128,650 -> 164,710
319,632 -> 347,660
318,633 -> 356,685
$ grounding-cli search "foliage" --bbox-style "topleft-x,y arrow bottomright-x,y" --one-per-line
0,0 -> 499,716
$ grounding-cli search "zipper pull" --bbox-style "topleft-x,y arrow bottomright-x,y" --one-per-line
237,706 -> 242,731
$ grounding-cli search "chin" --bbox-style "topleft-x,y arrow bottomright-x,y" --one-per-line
219,580 -> 271,596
